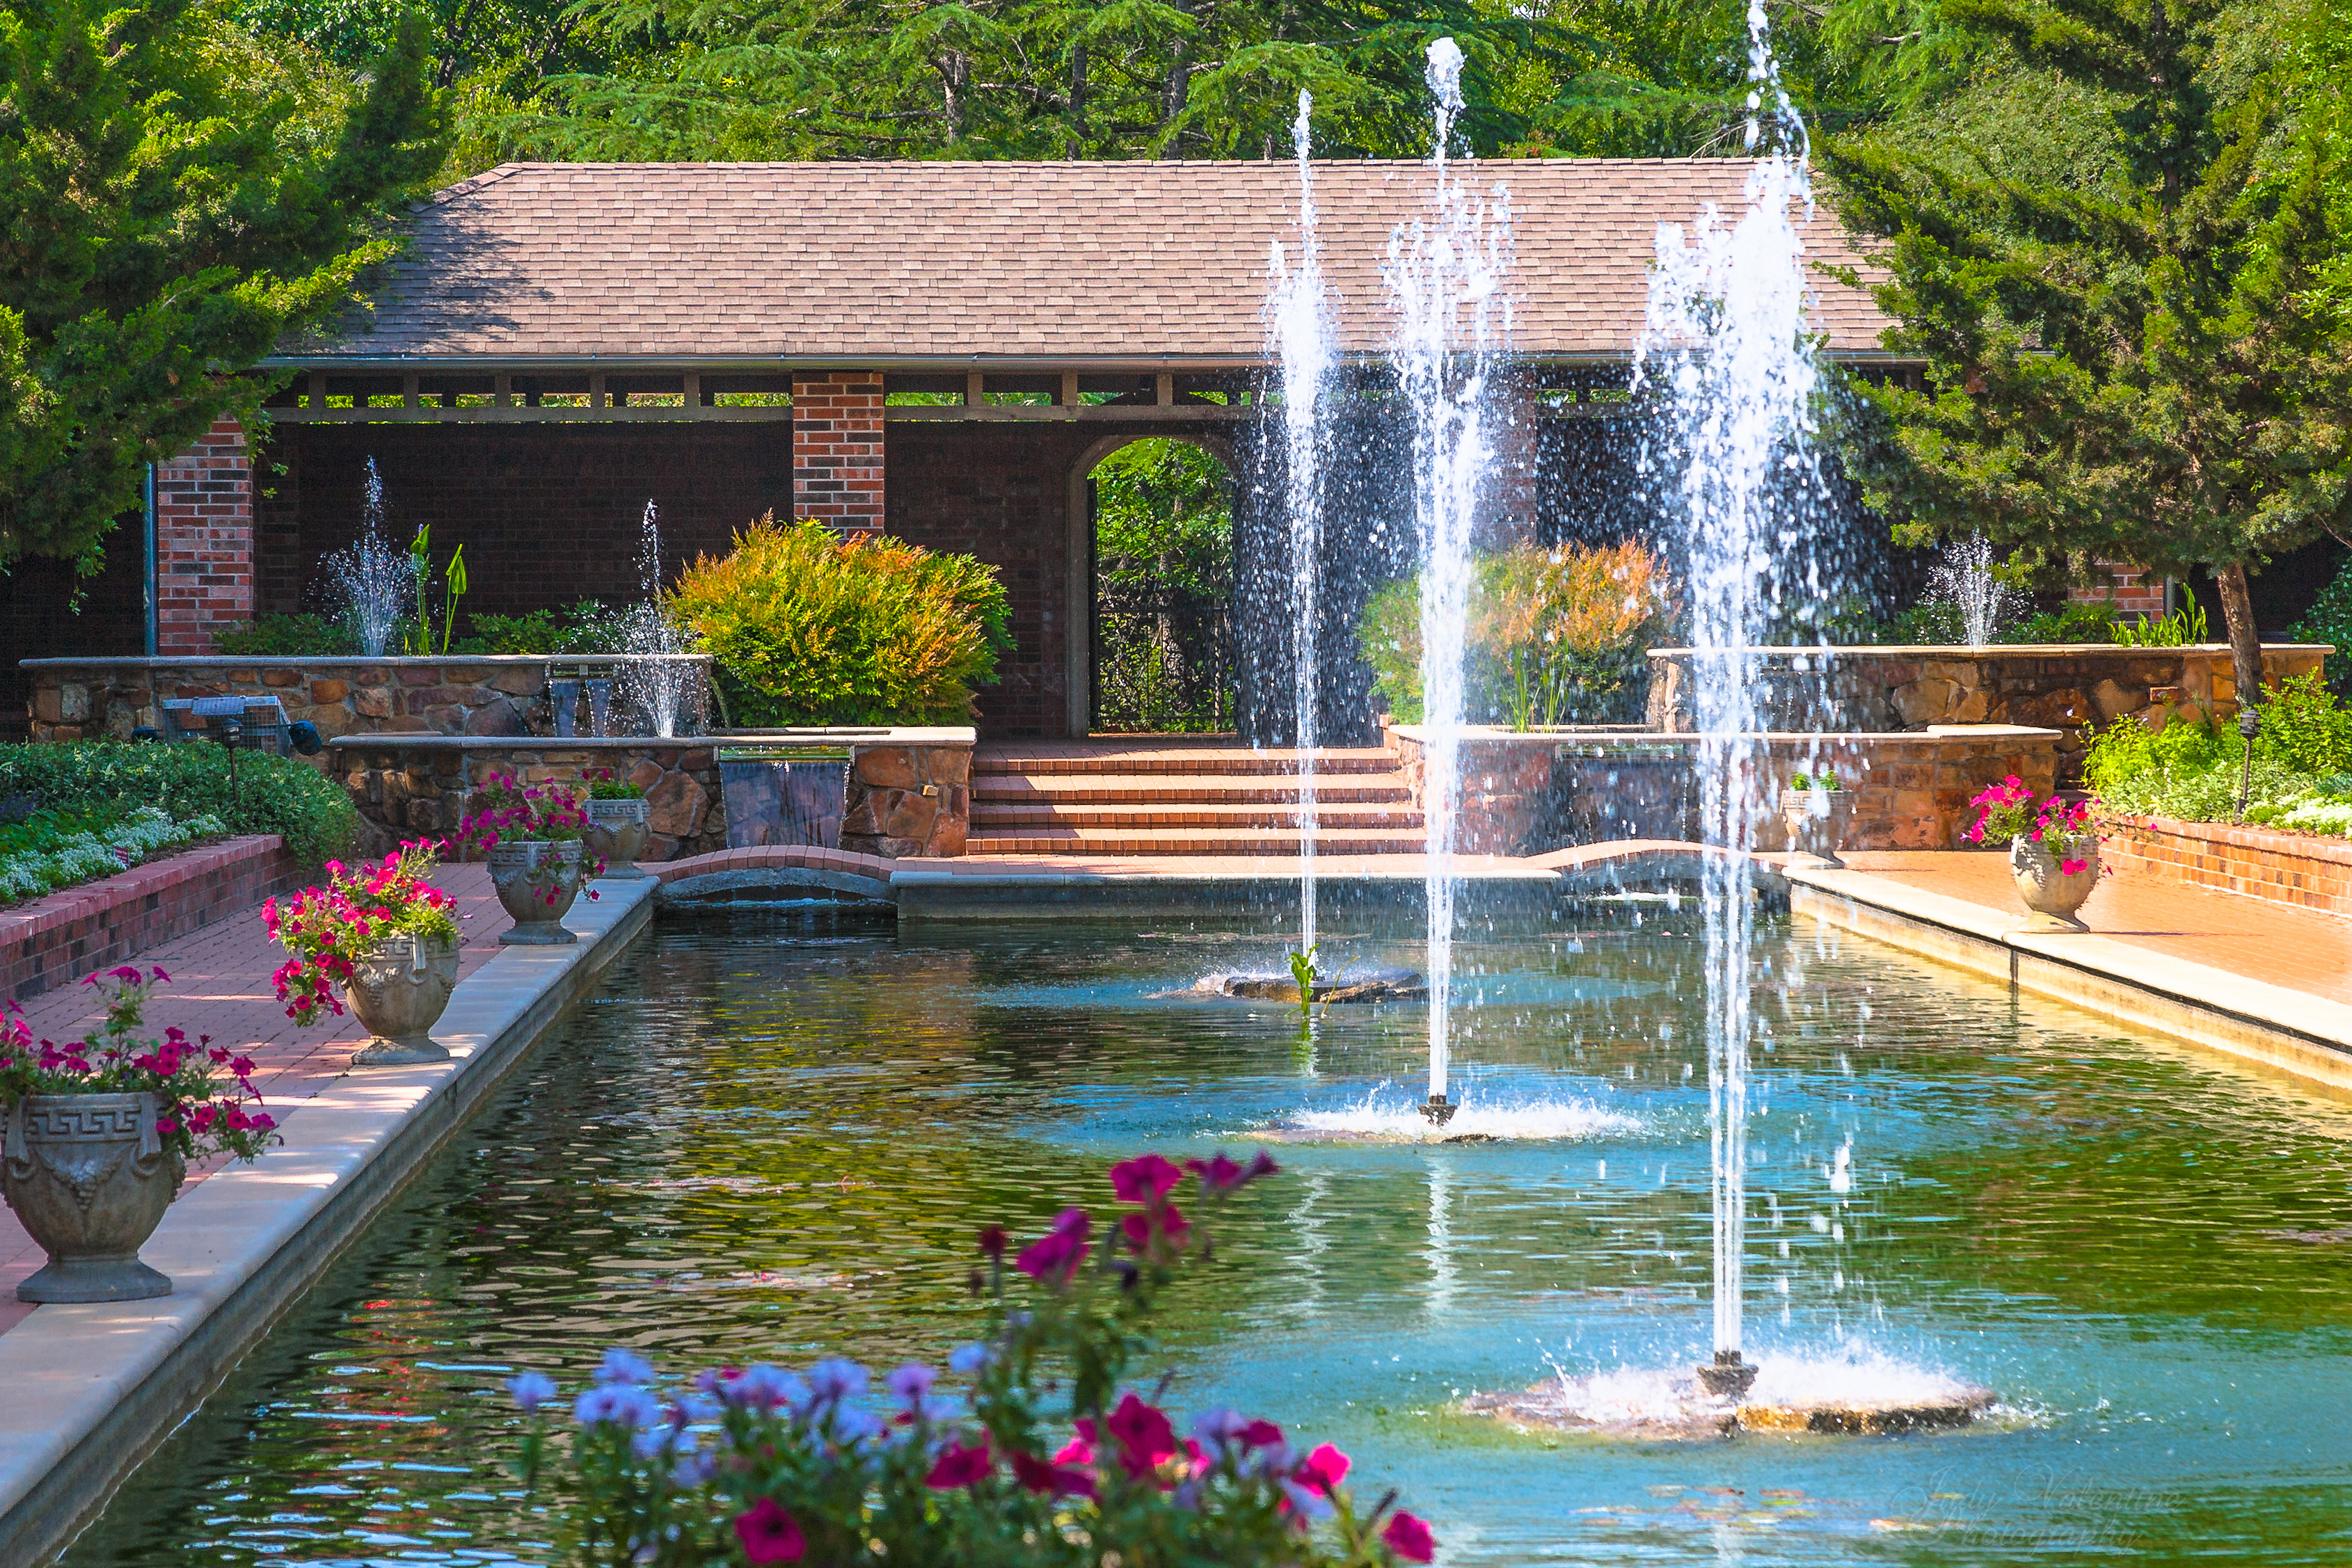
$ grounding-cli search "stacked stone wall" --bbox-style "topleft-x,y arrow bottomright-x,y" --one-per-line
333,742 -> 729,862
840,744 -> 972,857
1645,645 -> 2329,780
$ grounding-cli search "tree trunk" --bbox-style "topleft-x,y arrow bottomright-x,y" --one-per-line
1161,0 -> 1196,142
1067,46 -> 1088,157
2214,559 -> 2266,716
939,50 -> 970,144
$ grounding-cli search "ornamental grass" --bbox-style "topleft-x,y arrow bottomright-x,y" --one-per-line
667,516 -> 1013,727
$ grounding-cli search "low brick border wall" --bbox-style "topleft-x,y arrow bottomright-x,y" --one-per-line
1,835 -> 305,1003
2102,816 -> 2352,917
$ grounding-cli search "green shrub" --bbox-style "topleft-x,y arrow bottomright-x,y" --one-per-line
452,598 -> 632,656
0,805 -> 229,905
212,613 -> 361,656
667,516 -> 1012,726
0,743 -> 358,863
2291,557 -> 2352,698
2256,672 -> 2352,775
2008,600 -> 2120,643
1358,542 -> 1666,728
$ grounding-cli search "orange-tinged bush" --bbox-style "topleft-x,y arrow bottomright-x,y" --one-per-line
667,515 -> 1012,726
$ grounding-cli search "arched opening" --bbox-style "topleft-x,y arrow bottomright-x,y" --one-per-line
1079,436 -> 1237,735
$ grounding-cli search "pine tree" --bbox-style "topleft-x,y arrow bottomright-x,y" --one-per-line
0,0 -> 446,573
1823,0 -> 2352,714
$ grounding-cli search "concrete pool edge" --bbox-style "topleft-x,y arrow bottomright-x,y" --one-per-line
1785,866 -> 2352,1094
0,877 -> 657,1567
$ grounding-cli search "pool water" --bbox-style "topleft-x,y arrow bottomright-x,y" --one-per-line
63,910 -> 2352,1566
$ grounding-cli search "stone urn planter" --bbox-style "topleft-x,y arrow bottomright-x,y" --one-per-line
3,1091 -> 182,1302
488,840 -> 585,945
345,931 -> 462,1065
2009,837 -> 2101,931
1779,787 -> 1857,867
586,797 -> 652,879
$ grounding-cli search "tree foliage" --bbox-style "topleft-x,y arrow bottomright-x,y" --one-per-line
1822,0 -> 2352,692
0,0 -> 447,572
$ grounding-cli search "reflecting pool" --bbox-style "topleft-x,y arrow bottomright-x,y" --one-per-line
65,909 -> 2352,1565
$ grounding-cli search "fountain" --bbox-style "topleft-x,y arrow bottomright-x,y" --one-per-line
1926,534 -> 2019,647
1269,89 -> 1335,973
615,500 -> 700,737
1459,0 -> 1995,1433
324,458 -> 417,657
1385,37 -> 1510,1126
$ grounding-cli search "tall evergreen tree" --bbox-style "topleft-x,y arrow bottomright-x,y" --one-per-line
0,0 -> 446,573
1824,0 -> 2352,711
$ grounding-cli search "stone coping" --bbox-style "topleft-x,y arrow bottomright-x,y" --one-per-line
325,728 -> 978,749
1784,864 -> 2352,1095
1382,723 -> 2060,744
20,655 -> 707,668
1644,643 -> 2334,659
0,876 -> 658,1564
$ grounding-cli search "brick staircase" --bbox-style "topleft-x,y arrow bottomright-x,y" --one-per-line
969,739 -> 1427,856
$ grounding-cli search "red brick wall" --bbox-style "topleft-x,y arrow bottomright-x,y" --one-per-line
1,835 -> 307,1003
2104,815 -> 2352,917
2070,561 -> 2168,616
256,422 -> 794,617
794,373 -> 885,534
156,417 -> 254,653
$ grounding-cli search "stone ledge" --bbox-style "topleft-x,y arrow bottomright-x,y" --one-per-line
0,876 -> 656,1565
2,836 -> 304,1003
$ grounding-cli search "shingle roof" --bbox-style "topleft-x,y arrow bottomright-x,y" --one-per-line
280,159 -> 1899,366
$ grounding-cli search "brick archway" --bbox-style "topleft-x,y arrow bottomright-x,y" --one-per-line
1065,431 -> 1239,737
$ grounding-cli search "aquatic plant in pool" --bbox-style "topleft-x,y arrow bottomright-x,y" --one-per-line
504,1151 -> 1434,1567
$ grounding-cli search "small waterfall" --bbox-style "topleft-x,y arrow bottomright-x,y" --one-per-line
618,500 -> 696,737
1928,536 -> 2017,646
1269,90 -> 1335,961
1385,38 -> 1511,1117
1636,0 -> 1827,1368
326,458 -> 416,657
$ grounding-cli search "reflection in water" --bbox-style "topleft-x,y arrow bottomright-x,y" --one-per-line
61,912 -> 2352,1568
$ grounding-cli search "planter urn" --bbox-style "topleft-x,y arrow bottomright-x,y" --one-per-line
3,1091 -> 182,1302
2009,837 -> 2101,931
585,797 -> 652,879
1780,788 -> 1857,867
345,932 -> 462,1065
488,840 -> 585,945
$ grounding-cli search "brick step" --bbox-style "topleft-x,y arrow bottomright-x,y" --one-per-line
971,773 -> 1413,806
973,746 -> 1400,778
967,826 -> 1431,856
971,801 -> 1427,830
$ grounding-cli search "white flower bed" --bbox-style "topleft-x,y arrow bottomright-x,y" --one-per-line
0,808 -> 228,906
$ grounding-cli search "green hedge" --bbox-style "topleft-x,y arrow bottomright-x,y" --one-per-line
0,743 -> 358,863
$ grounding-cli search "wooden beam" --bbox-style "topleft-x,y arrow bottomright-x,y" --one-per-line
965,371 -> 985,407
402,374 -> 420,411
1155,373 -> 1174,407
1060,369 -> 1081,408
494,372 -> 512,410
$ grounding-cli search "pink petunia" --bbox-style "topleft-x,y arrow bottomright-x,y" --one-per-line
1105,1392 -> 1177,1480
925,1435 -> 992,1489
1383,1510 -> 1437,1562
732,1498 -> 805,1565
1109,1153 -> 1185,1203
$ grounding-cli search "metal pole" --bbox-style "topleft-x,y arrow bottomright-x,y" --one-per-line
143,464 -> 158,657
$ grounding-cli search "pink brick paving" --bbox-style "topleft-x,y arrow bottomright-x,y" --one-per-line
0,864 -> 511,1336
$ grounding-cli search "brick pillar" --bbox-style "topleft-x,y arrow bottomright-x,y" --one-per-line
154,416 -> 254,654
793,371 -> 885,534
2070,561 -> 2167,617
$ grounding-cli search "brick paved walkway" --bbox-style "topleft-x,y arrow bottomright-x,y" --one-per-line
0,865 -> 513,1335
1834,849 -> 2352,1002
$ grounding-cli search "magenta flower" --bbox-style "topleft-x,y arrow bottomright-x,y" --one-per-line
733,1498 -> 805,1564
2061,858 -> 2088,876
1185,1150 -> 1279,1194
1109,1153 -> 1184,1203
1106,1391 -> 1177,1480
1293,1441 -> 1350,1494
1015,1208 -> 1091,1283
925,1434 -> 992,1489
1383,1510 -> 1437,1562
1011,1448 -> 1098,1498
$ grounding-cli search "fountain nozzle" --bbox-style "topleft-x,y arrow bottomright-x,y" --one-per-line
1694,1350 -> 1758,1401
1420,1095 -> 1456,1127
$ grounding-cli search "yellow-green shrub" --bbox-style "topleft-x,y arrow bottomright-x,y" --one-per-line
667,517 -> 1012,726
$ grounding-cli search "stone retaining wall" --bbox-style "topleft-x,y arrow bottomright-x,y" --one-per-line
842,744 -> 971,857
2102,815 -> 2352,917
1385,723 -> 2060,854
1644,644 -> 2329,779
1,835 -> 305,1002
23,656 -> 712,745
330,742 -> 729,861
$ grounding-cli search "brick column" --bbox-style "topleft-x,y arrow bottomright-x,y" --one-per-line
792,371 -> 885,534
2070,561 -> 2167,617
154,416 -> 254,654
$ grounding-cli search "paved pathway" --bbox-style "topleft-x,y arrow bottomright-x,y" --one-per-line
1832,849 -> 2352,1004
0,865 -> 514,1335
